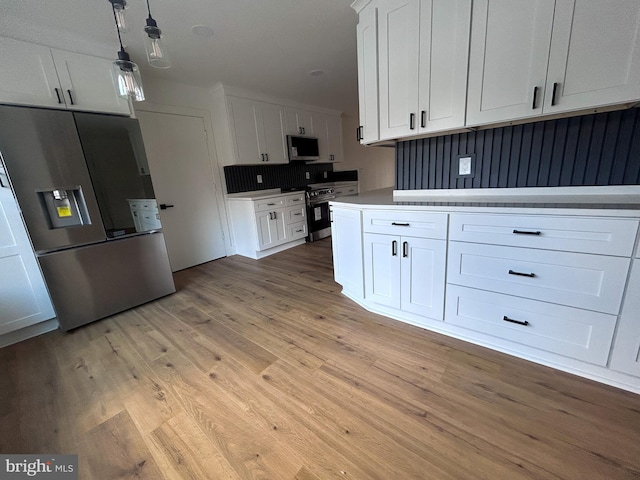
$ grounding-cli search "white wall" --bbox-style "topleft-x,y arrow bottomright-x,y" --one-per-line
336,112 -> 396,192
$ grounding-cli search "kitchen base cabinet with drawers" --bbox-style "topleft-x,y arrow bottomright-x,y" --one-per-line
330,196 -> 640,394
227,191 -> 307,259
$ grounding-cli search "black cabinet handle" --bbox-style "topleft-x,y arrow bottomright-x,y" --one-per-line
356,127 -> 361,141
54,88 -> 63,104
551,82 -> 559,106
503,315 -> 529,326
269,212 -> 273,220
159,204 -> 174,210
359,126 -> 364,140
508,269 -> 536,278
272,211 -> 277,219
391,222 -> 410,226
402,241 -> 408,258
421,110 -> 426,128
299,127 -> 303,134
513,229 -> 541,235
67,89 -> 74,105
409,113 -> 416,130
392,240 -> 397,256
532,86 -> 538,109
265,153 -> 269,162
302,127 -> 306,134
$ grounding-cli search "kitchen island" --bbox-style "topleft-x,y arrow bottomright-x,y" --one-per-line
330,186 -> 640,393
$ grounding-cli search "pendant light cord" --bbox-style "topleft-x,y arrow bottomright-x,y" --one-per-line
112,3 -> 125,51
146,0 -> 153,19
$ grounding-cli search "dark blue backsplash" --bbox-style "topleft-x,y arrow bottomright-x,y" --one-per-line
396,107 -> 640,190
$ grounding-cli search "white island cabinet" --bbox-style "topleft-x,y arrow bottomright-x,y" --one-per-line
330,188 -> 640,394
0,36 -> 130,115
227,190 -> 307,259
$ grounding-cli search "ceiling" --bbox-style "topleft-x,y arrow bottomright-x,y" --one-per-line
0,0 -> 360,114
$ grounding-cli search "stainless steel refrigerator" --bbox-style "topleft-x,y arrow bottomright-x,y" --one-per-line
0,105 -> 175,331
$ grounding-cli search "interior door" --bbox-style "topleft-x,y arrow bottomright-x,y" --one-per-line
0,166 -> 55,335
136,111 -> 226,271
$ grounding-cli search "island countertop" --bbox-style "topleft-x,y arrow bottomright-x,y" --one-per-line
329,186 -> 640,217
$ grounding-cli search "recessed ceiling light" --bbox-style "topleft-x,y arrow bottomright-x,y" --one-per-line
309,69 -> 325,76
191,25 -> 214,37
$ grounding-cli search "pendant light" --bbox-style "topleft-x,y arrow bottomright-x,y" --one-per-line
108,0 -> 128,33
109,2 -> 145,101
143,0 -> 171,69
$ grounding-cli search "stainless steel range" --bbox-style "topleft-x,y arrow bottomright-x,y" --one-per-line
306,185 -> 336,241
306,181 -> 359,241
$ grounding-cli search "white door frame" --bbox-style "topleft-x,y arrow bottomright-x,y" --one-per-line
133,101 -> 233,256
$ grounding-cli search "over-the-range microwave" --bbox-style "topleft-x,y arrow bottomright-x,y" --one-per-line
287,135 -> 319,161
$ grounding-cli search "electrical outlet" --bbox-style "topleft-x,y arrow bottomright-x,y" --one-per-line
305,172 -> 310,180
257,174 -> 263,184
458,156 -> 472,176
323,171 -> 328,179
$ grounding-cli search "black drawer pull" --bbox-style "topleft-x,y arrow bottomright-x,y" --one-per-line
267,203 -> 276,206
513,229 -> 541,235
391,222 -> 410,226
503,316 -> 529,327
392,240 -> 397,256
508,269 -> 536,278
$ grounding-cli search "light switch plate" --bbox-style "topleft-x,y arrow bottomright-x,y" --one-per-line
323,171 -> 328,178
305,172 -> 310,179
257,174 -> 263,183
459,156 -> 472,176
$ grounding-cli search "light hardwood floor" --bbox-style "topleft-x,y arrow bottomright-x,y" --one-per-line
1,239 -> 639,479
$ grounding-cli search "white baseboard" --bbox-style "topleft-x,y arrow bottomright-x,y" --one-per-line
0,319 -> 59,349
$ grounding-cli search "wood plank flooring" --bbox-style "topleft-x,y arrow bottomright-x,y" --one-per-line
1,238 -> 639,479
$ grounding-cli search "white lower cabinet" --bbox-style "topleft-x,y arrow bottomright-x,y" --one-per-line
362,210 -> 448,321
363,231 -> 446,321
445,284 -> 617,366
332,204 -> 640,393
331,206 -> 364,298
610,262 -> 640,377
228,191 -> 307,259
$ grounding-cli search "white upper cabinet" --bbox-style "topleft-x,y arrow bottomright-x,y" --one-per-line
466,0 -> 555,126
372,0 -> 471,141
0,36 -> 130,116
285,108 -> 315,136
378,0 -> 421,140
227,96 -> 287,165
50,49 -> 131,115
544,0 -> 640,114
467,0 -> 640,126
356,4 -> 380,143
314,112 -> 344,162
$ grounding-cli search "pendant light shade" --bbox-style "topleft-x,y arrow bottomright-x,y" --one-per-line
112,50 -> 145,101
108,0 -> 128,33
144,1 -> 171,69
108,1 -> 145,101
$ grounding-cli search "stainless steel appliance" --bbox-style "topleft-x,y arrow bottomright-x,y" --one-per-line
286,135 -> 320,161
306,185 -> 336,241
0,105 -> 175,331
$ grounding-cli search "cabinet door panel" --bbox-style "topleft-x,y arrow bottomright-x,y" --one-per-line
419,0 -> 471,133
228,96 -> 262,164
467,0 -> 554,125
609,263 -> 640,377
401,237 -> 446,320
332,208 -> 364,297
51,49 -> 130,115
364,233 -> 401,308
0,37 -> 62,109
378,0 -> 420,139
259,103 -> 287,164
356,6 -> 380,143
545,0 -> 640,113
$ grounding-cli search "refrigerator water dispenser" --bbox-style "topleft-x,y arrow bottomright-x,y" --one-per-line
38,187 -> 91,229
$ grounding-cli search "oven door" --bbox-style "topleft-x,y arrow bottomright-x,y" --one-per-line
307,199 -> 332,241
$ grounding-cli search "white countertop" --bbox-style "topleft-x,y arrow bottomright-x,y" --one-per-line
330,186 -> 640,217
226,189 -> 303,201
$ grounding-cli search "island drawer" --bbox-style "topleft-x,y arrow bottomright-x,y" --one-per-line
447,242 -> 630,314
449,214 -> 638,256
445,285 -> 617,366
363,210 -> 448,239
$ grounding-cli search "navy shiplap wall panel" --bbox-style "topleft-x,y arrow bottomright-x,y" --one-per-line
396,108 -> 640,189
224,163 -> 334,193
